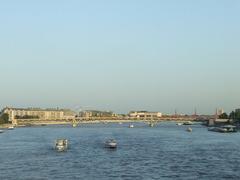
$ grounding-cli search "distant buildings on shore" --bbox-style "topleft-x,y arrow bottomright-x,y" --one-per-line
79,110 -> 117,119
0,107 -> 164,124
78,110 -> 163,120
1,106 -> 236,126
1,107 -> 75,125
128,111 -> 162,119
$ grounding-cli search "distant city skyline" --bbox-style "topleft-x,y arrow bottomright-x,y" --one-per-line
0,105 -> 231,116
0,0 -> 240,114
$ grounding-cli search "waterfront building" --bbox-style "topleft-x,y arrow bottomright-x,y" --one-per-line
1,107 -> 76,125
129,111 -> 162,119
216,108 -> 224,116
79,110 -> 116,119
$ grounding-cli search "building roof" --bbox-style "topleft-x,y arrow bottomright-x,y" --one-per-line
3,107 -> 73,112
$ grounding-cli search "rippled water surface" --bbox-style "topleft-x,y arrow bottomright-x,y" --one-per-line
1,122 -> 240,180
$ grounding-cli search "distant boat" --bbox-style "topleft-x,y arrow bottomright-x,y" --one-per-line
55,139 -> 68,152
8,126 -> 14,130
129,124 -> 134,128
176,123 -> 183,126
183,121 -> 193,125
149,123 -> 154,127
0,130 -> 4,133
186,127 -> 192,132
119,122 -> 122,125
18,125 -> 26,127
72,123 -> 77,128
208,125 -> 237,133
105,139 -> 117,149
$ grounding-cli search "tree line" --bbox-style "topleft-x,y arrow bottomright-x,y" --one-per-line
0,113 -> 9,124
219,110 -> 240,120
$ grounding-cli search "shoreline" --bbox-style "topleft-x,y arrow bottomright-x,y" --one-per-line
0,119 -> 200,128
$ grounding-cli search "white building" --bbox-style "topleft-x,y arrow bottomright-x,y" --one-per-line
1,107 -> 76,125
216,108 -> 224,116
129,111 -> 162,119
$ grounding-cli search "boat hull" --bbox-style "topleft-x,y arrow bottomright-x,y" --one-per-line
105,143 -> 117,149
55,139 -> 68,152
105,140 -> 117,149
55,145 -> 68,152
208,127 -> 237,133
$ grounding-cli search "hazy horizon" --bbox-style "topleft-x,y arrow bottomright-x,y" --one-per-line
1,0 -> 240,114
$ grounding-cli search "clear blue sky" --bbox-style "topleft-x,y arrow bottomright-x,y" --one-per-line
0,0 -> 239,114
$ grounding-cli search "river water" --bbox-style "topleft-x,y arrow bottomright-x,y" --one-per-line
0,122 -> 240,180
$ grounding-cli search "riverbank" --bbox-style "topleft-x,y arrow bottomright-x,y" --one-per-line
2,118 -> 201,128
0,124 -> 13,129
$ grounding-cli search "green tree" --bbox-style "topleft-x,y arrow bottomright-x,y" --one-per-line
229,111 -> 235,119
219,113 -> 228,119
235,111 -> 240,120
0,113 -> 9,124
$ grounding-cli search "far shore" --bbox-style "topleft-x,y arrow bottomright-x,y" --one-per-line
0,119 -> 201,128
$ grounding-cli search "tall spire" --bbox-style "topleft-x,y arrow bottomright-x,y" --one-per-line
194,107 -> 197,116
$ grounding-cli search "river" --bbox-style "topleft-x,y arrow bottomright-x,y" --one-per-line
0,122 -> 240,180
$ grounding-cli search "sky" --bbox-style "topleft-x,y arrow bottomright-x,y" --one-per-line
0,0 -> 239,114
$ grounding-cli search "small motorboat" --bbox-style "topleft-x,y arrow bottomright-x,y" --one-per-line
0,130 -> 4,133
8,126 -> 14,130
183,121 -> 193,125
105,139 -> 117,149
221,125 -> 237,132
176,123 -> 183,126
149,123 -> 154,127
129,124 -> 134,128
55,139 -> 68,152
208,125 -> 237,133
186,127 -> 192,132
72,123 -> 77,128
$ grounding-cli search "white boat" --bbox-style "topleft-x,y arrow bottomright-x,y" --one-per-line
149,123 -> 154,127
208,125 -> 237,133
55,139 -> 68,152
222,125 -> 237,132
72,123 -> 77,128
183,121 -> 193,125
129,124 -> 134,128
105,139 -> 117,149
0,130 -> 4,133
176,123 -> 183,126
8,126 -> 14,130
186,127 -> 192,132
119,122 -> 122,125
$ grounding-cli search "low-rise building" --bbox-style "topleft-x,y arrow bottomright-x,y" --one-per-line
79,110 -> 116,119
1,107 -> 76,125
216,108 -> 224,116
129,111 -> 162,119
